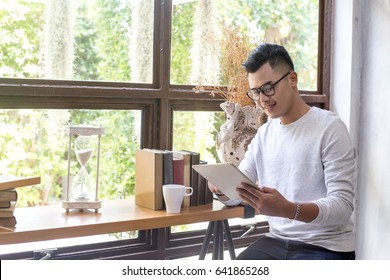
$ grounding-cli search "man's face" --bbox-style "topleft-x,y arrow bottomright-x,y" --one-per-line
248,63 -> 296,122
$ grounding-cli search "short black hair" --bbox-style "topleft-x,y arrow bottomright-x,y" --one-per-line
242,43 -> 294,73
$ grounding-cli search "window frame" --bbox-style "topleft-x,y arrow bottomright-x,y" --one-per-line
0,0 -> 332,151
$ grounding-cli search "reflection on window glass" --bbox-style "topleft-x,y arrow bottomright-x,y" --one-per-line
171,0 -> 319,90
172,110 -> 225,164
0,109 -> 141,207
0,0 -> 154,83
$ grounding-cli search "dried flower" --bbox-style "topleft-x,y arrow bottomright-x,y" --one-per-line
194,23 -> 255,107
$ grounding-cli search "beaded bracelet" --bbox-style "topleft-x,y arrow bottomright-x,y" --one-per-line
292,202 -> 301,220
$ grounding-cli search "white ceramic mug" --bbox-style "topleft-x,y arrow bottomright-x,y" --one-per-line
162,184 -> 193,214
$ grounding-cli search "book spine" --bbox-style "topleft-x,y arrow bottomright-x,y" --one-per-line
0,216 -> 17,227
197,160 -> 207,205
181,154 -> 191,208
172,158 -> 184,185
162,151 -> 173,209
188,152 -> 200,207
135,149 -> 164,210
204,172 -> 213,205
0,201 -> 16,217
0,189 -> 18,202
0,211 -> 15,218
162,151 -> 174,185
172,151 -> 191,208
0,201 -> 11,208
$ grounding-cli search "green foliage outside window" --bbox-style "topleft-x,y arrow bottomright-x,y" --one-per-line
0,0 -> 45,78
0,110 -> 69,206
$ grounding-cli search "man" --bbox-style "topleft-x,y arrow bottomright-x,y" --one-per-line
210,43 -> 357,260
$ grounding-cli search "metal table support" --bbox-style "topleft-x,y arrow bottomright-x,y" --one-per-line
199,205 -> 255,260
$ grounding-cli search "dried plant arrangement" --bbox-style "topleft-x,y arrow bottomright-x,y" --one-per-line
194,23 -> 256,107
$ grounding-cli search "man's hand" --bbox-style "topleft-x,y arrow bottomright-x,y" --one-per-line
236,183 -> 296,218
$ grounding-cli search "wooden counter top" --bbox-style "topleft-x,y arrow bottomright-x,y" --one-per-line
0,198 -> 245,245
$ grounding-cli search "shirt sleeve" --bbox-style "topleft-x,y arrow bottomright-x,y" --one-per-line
311,119 -> 357,226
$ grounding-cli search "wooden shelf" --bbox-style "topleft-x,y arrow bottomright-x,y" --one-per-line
0,198 -> 245,245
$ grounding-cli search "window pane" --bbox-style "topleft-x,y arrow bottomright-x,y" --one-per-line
0,0 -> 154,83
0,109 -> 141,207
172,110 -> 225,164
171,0 -> 319,91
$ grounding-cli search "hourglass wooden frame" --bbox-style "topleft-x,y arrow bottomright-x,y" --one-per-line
63,124 -> 104,212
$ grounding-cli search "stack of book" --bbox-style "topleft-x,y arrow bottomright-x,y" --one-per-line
134,149 -> 213,210
0,189 -> 18,227
0,176 -> 41,228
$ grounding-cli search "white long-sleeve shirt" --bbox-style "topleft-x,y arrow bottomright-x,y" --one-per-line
237,106 -> 357,252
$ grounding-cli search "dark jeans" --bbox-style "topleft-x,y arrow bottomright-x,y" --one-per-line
236,236 -> 355,260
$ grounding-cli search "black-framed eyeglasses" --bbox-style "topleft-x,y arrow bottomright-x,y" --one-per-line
246,71 -> 291,101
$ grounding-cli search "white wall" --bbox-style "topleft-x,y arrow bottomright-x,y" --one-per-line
331,0 -> 390,259
330,0 -> 353,130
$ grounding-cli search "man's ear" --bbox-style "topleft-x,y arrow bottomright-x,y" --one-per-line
289,71 -> 298,86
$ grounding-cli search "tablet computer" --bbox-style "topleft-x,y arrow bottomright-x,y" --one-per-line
192,163 -> 256,200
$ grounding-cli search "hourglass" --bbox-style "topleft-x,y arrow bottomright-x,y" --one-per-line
63,124 -> 104,212
72,135 -> 94,200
